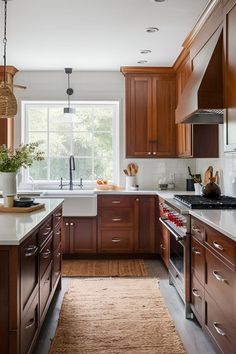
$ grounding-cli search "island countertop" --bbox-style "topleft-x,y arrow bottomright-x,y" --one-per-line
0,198 -> 64,245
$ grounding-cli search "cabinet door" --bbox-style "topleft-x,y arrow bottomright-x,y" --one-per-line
62,218 -> 70,254
152,77 -> 176,157
126,76 -> 153,157
224,0 -> 236,151
69,218 -> 97,254
135,197 -> 156,253
177,124 -> 192,157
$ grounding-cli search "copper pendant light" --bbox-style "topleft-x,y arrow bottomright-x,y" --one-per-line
0,0 -> 17,119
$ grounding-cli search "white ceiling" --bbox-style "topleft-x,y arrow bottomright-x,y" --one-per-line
1,0 -> 208,71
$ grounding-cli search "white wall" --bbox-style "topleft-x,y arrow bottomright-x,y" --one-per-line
14,70 -> 196,190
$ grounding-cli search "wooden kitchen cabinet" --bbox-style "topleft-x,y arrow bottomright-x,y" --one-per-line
121,68 -> 176,158
190,216 -> 236,353
224,0 -> 236,152
157,196 -> 169,268
63,217 -> 97,254
98,195 -> 157,254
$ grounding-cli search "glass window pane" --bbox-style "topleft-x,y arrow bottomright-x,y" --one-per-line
50,157 -> 69,180
28,106 -> 47,131
49,106 -> 73,131
29,158 -> 48,180
28,132 -> 47,155
73,132 -> 93,156
73,106 -> 93,131
49,132 -> 71,156
94,159 -> 113,180
94,107 -> 113,131
74,158 -> 93,180
94,132 -> 112,158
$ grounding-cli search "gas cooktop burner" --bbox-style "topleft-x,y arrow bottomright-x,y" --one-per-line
174,195 -> 236,209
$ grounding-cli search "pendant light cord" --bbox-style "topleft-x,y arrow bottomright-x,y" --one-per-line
67,72 -> 70,109
3,0 -> 7,86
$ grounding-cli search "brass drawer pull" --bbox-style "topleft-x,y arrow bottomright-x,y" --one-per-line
112,218 -> 122,222
213,241 -> 224,251
192,226 -> 201,234
25,245 -> 38,257
112,238 -> 121,243
55,231 -> 61,236
54,213 -> 62,218
112,201 -> 121,204
192,288 -> 201,298
57,252 -> 61,258
42,249 -> 51,259
213,322 -> 226,336
25,318 -> 35,330
213,270 -> 226,283
192,247 -> 201,255
65,222 -> 69,226
42,227 -> 51,236
160,244 -> 166,250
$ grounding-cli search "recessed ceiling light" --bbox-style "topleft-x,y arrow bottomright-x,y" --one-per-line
146,27 -> 159,33
137,60 -> 148,64
152,0 -> 165,2
140,49 -> 152,54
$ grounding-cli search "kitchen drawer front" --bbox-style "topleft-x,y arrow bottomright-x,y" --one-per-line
205,291 -> 236,354
205,226 -> 235,267
99,229 -> 133,253
191,218 -> 205,243
205,249 -> 235,324
21,293 -> 39,354
53,244 -> 61,286
20,232 -> 39,311
53,222 -> 62,251
191,273 -> 204,324
40,262 -> 52,318
40,235 -> 53,279
53,207 -> 63,229
98,195 -> 134,208
191,237 -> 205,284
100,208 -> 133,227
38,217 -> 52,247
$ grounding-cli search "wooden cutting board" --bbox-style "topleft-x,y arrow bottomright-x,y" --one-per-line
204,166 -> 213,185
0,203 -> 45,213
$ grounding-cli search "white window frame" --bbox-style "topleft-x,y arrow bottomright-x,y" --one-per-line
20,100 -> 120,190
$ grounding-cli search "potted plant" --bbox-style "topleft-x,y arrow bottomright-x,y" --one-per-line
0,142 -> 44,196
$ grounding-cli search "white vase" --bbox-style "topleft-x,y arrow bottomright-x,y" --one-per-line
194,183 -> 202,195
125,176 -> 136,190
0,172 -> 17,197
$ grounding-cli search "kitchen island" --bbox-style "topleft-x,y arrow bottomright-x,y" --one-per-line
0,198 -> 63,354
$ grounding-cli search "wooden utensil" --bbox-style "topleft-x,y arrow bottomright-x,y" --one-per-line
204,166 -> 213,185
214,170 -> 219,184
123,169 -> 129,176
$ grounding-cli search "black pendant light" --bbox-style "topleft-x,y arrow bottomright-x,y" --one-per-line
0,0 -> 17,119
63,68 -> 76,117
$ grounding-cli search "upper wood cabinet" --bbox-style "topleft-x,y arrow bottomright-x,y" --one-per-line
224,0 -> 236,152
121,68 -> 176,158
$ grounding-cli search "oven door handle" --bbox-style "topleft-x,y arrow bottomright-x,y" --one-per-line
159,217 -> 184,241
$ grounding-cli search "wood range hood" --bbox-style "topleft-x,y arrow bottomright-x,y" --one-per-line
176,26 -> 223,124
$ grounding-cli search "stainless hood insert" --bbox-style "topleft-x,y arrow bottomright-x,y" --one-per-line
176,26 -> 223,124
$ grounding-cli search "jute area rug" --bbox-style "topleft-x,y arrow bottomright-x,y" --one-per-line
49,278 -> 186,354
62,259 -> 148,277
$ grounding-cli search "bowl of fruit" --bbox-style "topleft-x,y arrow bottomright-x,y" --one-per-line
96,179 -> 111,190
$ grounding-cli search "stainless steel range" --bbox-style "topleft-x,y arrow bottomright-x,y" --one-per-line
159,194 -> 236,319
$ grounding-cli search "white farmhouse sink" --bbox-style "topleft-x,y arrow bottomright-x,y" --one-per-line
39,190 -> 97,216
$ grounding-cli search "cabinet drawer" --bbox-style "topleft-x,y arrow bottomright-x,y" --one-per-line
205,226 -> 235,266
39,218 -> 52,247
191,218 -> 205,242
205,291 -> 236,354
191,237 -> 205,284
99,230 -> 133,253
191,274 -> 204,324
53,244 -> 61,286
40,262 -> 52,318
20,232 -> 39,311
21,293 -> 39,354
53,207 -> 63,229
40,235 -> 53,279
53,223 -> 62,251
98,195 -> 134,208
100,208 -> 133,227
205,249 -> 235,324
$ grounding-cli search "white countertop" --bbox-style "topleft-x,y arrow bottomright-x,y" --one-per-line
0,199 -> 63,246
190,209 -> 236,242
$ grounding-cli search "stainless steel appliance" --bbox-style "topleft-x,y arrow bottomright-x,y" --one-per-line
159,194 -> 236,319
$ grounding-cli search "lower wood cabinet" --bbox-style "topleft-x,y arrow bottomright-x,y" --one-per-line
0,205 -> 63,354
157,196 -> 169,268
190,216 -> 236,354
63,217 -> 97,254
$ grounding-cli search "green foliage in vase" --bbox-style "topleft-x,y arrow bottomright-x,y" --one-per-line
0,142 -> 44,172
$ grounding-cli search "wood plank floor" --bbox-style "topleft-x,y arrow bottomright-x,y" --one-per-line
33,259 -> 216,354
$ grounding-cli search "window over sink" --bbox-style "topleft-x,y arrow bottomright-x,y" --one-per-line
21,101 -> 119,188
